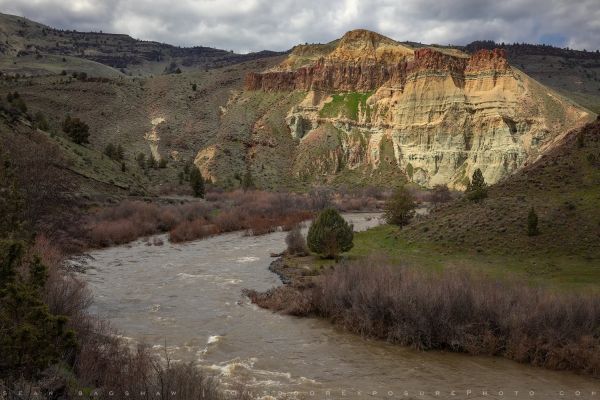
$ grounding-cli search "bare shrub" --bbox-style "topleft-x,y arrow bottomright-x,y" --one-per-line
285,225 -> 308,256
250,255 -> 600,377
309,186 -> 333,210
430,184 -> 452,206
244,286 -> 313,316
30,235 -> 92,327
169,220 -> 219,243
73,319 -> 229,400
307,257 -> 600,376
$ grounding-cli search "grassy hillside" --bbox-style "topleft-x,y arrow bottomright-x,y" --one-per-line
0,55 -> 284,193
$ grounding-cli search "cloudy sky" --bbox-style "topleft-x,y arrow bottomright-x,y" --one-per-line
1,0 -> 599,53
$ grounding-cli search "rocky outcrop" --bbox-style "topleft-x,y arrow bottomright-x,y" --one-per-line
245,59 -> 408,92
245,38 -> 508,94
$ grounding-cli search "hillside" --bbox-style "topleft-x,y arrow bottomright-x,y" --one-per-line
0,13 -> 282,77
1,14 -> 598,193
0,53 -> 285,194
402,118 -> 600,260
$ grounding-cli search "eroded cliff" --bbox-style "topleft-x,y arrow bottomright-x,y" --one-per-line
201,30 -> 592,188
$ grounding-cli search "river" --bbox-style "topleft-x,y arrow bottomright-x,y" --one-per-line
79,213 -> 598,399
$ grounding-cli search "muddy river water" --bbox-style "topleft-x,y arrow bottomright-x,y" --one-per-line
80,213 -> 598,399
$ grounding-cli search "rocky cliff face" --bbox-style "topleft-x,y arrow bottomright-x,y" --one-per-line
204,30 -> 592,188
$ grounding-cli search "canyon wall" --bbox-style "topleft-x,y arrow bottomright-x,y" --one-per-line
204,30 -> 592,188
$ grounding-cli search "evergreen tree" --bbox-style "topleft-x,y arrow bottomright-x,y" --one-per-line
242,170 -> 254,191
307,208 -> 353,259
384,186 -> 417,227
0,158 -> 24,239
189,167 -> 205,198
136,152 -> 146,168
0,241 -> 77,381
466,168 -> 488,201
527,207 -> 540,236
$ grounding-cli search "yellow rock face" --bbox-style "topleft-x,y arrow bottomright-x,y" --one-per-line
245,31 -> 594,188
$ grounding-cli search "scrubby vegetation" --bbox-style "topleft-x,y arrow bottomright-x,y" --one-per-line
85,189 -> 386,247
250,256 -> 600,377
85,191 -> 315,246
103,143 -> 124,161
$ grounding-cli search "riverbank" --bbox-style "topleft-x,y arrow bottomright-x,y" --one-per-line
83,189 -> 388,249
247,229 -> 600,378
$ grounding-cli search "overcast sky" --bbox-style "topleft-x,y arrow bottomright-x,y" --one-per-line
1,0 -> 599,53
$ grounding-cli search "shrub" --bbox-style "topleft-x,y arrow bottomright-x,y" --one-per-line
62,115 -> 90,144
158,158 -> 168,168
252,256 -> 600,377
466,168 -> 488,202
384,186 -> 416,227
169,220 -> 218,243
34,111 -> 49,131
189,167 -> 205,198
430,184 -> 452,206
308,186 -> 332,210
104,143 -> 124,161
527,206 -> 539,236
307,208 -> 353,259
306,258 -> 600,376
285,224 -> 308,256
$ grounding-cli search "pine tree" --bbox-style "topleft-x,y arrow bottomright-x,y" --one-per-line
189,167 -> 205,198
527,207 -> 540,236
307,208 -> 353,259
466,168 -> 488,202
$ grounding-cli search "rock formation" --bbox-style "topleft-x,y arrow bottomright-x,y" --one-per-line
200,29 -> 592,188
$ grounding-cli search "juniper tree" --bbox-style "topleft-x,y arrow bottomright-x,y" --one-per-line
527,206 -> 540,236
466,168 -> 488,202
62,115 -> 90,145
189,167 -> 205,198
307,208 -> 353,259
242,170 -> 254,191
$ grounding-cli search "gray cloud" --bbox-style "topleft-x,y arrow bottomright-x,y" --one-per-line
1,0 -> 598,52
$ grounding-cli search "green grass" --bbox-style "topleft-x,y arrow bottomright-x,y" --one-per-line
319,92 -> 373,121
347,224 -> 600,293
